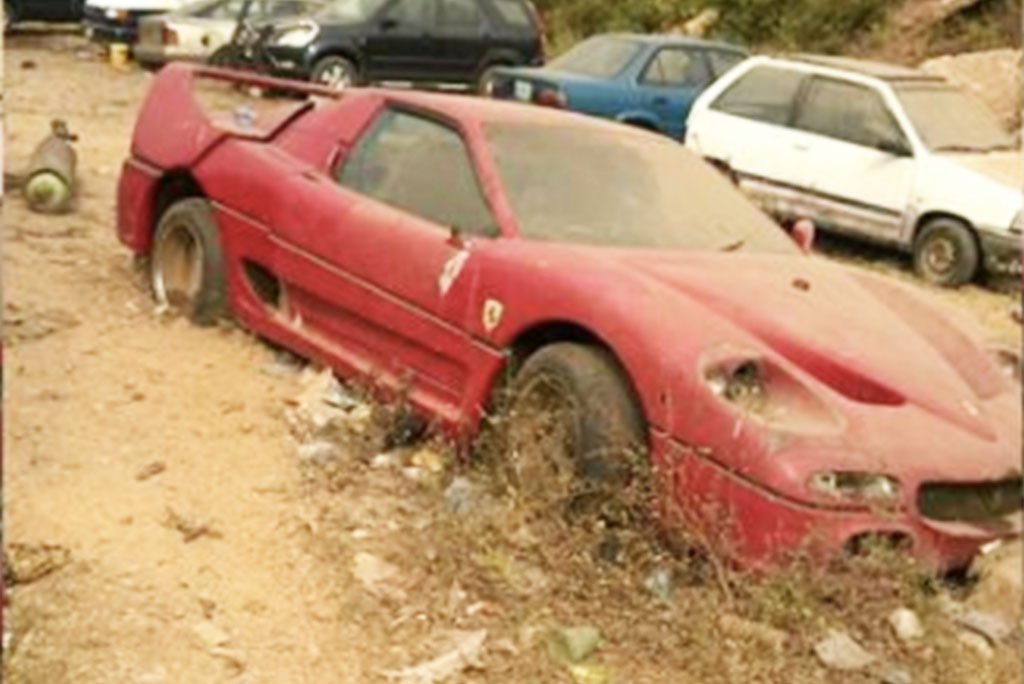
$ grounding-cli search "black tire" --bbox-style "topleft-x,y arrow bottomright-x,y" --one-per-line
150,197 -> 227,326
494,343 -> 648,529
913,217 -> 979,287
310,55 -> 359,90
208,44 -> 242,68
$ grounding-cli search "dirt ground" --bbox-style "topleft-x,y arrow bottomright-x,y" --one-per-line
2,30 -> 1022,684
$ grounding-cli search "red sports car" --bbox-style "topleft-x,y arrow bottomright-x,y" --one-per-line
117,64 -> 1022,572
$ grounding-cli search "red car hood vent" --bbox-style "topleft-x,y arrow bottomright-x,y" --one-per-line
627,253 -> 1006,440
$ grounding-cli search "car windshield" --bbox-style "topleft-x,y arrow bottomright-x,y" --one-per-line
895,83 -> 1017,152
486,123 -> 799,253
547,36 -> 642,79
317,0 -> 385,22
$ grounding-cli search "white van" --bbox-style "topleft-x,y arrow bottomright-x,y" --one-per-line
685,54 -> 1022,287
83,0 -> 186,43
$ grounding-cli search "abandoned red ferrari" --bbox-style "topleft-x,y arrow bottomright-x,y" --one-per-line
117,64 -> 1022,572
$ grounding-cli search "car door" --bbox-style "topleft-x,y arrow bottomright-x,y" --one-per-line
271,107 -> 500,422
634,46 -> 712,139
363,0 -> 438,81
434,0 -> 488,81
789,76 -> 916,242
688,64 -> 813,222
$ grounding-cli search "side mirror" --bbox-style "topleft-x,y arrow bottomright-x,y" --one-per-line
791,218 -> 816,253
877,134 -> 912,157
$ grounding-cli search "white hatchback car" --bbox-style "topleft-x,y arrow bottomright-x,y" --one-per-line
685,55 -> 1022,287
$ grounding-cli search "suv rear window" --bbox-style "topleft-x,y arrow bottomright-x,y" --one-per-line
490,0 -> 531,27
711,65 -> 805,126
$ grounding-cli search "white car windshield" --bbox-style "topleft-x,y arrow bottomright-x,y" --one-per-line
896,83 -> 1016,153
486,122 -> 798,253
317,0 -> 385,22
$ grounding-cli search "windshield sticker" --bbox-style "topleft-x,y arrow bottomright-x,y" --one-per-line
438,250 -> 470,296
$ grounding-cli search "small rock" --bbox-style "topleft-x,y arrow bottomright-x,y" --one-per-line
548,626 -> 602,664
958,630 -> 994,660
135,461 -> 166,482
966,540 -> 1021,634
814,629 -> 877,671
20,60 -> 36,69
411,449 -> 446,474
371,452 -> 401,469
880,664 -> 913,684
296,440 -> 343,465
192,620 -> 230,648
717,614 -> 787,654
5,542 -> 71,585
887,608 -> 924,642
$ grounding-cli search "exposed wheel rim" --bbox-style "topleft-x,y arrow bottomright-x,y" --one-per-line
152,222 -> 203,311
316,63 -> 352,90
921,235 -> 958,278
478,68 -> 498,96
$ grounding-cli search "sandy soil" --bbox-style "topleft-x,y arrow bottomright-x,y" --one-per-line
2,30 -> 1021,684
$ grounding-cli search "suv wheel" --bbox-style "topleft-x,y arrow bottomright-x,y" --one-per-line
913,217 -> 979,288
475,64 -> 506,95
311,55 -> 358,90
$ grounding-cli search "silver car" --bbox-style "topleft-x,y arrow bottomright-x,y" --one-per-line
134,0 -> 312,66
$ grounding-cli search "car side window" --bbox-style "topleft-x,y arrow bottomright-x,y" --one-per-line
641,48 -> 710,89
490,0 -> 530,27
706,51 -> 745,79
339,109 -> 497,237
710,65 -> 805,126
794,77 -> 906,150
383,0 -> 432,27
438,0 -> 481,28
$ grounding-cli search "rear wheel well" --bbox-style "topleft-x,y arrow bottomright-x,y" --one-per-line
502,322 -> 648,436
622,117 -> 659,132
913,211 -> 977,248
153,170 -> 206,241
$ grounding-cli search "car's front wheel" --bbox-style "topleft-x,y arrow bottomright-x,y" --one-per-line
310,55 -> 359,90
150,197 -> 227,326
913,217 -> 979,287
490,343 -> 649,534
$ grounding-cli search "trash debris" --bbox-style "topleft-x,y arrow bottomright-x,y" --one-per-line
958,630 -> 995,659
410,449 -> 446,474
965,540 -> 1021,632
352,552 -> 403,599
383,629 -> 487,684
135,461 -> 167,482
814,629 -> 877,671
957,610 -> 1013,645
887,608 -> 924,642
548,626 -> 602,664
286,368 -> 371,439
643,565 -> 675,602
24,119 -> 78,214
443,477 -> 480,514
568,662 -> 615,684
192,620 -> 231,648
880,664 -> 914,684
296,440 -> 344,466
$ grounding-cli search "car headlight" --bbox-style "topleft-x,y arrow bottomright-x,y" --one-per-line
702,354 -> 840,432
808,471 -> 901,502
272,22 -> 319,47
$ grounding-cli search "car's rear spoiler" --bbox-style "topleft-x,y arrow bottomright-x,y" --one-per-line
130,63 -> 343,170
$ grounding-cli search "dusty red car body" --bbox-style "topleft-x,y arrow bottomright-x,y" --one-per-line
117,64 -> 1022,571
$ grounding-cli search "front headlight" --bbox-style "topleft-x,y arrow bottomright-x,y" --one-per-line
272,22 -> 319,47
702,354 -> 841,433
808,471 -> 901,503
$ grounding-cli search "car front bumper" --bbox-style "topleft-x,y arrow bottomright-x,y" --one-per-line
653,432 -> 1021,573
979,228 -> 1022,277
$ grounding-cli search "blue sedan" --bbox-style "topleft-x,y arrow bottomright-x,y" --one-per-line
489,33 -> 748,140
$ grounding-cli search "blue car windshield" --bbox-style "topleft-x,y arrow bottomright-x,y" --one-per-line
486,122 -> 798,254
547,36 -> 642,79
